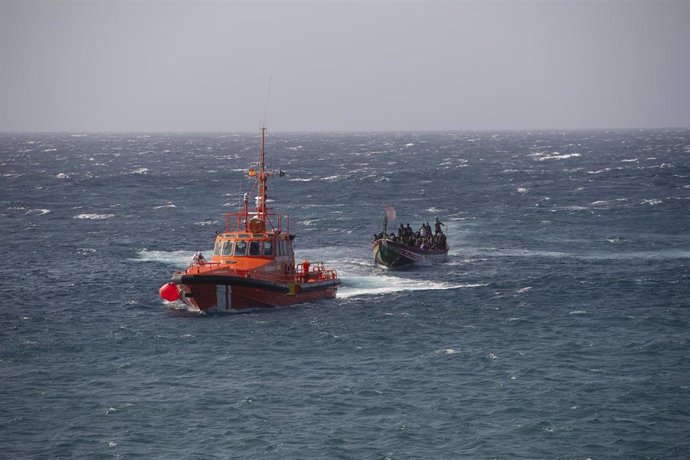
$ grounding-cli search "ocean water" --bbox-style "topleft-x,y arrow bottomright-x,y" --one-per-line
1,130 -> 689,458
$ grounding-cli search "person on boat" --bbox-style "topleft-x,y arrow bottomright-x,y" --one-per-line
193,251 -> 206,265
302,259 -> 311,282
435,217 -> 445,235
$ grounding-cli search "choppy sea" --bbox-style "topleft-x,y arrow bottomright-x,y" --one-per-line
1,130 -> 689,458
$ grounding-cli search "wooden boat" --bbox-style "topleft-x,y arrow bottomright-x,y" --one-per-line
372,212 -> 449,269
159,127 -> 341,311
372,237 -> 449,269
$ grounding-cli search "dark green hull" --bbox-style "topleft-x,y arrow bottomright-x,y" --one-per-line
372,239 -> 448,269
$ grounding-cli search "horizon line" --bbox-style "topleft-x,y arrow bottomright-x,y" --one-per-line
2,126 -> 689,135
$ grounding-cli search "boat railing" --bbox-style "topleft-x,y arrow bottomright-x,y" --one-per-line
295,262 -> 339,283
249,263 -> 338,284
179,262 -> 225,276
182,260 -> 338,283
223,211 -> 289,234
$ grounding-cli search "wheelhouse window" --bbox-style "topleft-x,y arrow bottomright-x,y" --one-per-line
213,241 -> 222,256
278,239 -> 289,256
249,241 -> 262,256
235,241 -> 247,256
221,241 -> 233,256
264,241 -> 273,256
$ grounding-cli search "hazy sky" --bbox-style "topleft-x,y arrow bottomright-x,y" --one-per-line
1,0 -> 688,132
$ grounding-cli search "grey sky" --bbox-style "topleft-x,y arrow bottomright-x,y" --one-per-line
1,0 -> 688,132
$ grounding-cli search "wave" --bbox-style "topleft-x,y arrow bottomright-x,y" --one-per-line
647,162 -> 675,169
558,205 -> 588,211
580,249 -> 690,260
530,151 -> 582,161
73,213 -> 114,220
640,198 -> 662,206
588,168 -> 611,174
590,198 -> 629,207
195,220 -> 219,226
473,248 -> 569,258
435,348 -> 459,355
24,208 -> 51,216
538,153 -> 581,161
337,275 -> 482,299
471,247 -> 690,261
133,249 -> 194,267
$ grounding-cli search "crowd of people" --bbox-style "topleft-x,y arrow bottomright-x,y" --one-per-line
374,217 -> 447,251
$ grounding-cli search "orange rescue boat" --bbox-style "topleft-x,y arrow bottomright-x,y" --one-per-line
159,127 -> 341,311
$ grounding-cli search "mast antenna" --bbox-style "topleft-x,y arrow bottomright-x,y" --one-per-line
256,76 -> 272,220
262,76 -> 272,130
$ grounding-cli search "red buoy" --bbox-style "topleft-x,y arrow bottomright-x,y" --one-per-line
159,282 -> 180,302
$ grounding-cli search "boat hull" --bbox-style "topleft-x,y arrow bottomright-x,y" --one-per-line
171,272 -> 341,312
372,239 -> 448,269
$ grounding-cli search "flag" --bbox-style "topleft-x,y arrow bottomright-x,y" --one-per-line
248,168 -> 256,177
385,206 -> 396,221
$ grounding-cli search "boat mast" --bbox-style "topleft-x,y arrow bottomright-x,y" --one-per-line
258,125 -> 268,219
258,77 -> 272,221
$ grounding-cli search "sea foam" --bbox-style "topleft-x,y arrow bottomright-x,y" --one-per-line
74,213 -> 114,220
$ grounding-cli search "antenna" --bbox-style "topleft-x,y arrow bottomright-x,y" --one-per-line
262,76 -> 272,129
256,77 -> 272,220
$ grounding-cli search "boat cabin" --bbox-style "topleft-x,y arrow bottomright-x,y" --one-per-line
207,208 -> 297,275
211,231 -> 294,262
